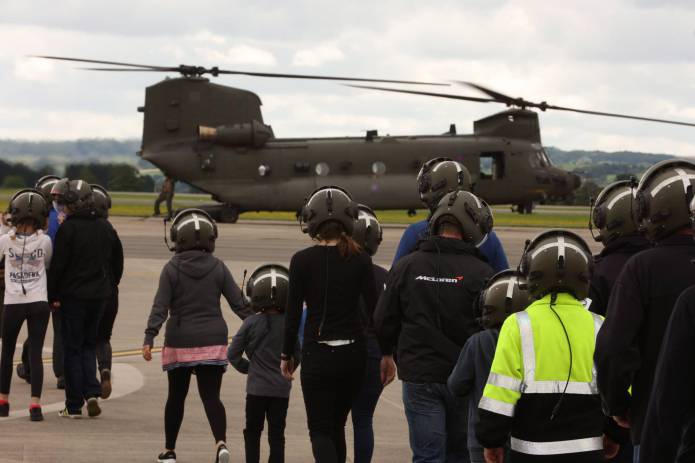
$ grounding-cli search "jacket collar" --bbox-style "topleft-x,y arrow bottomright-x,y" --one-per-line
529,292 -> 585,309
599,235 -> 651,258
655,232 -> 695,247
417,235 -> 487,260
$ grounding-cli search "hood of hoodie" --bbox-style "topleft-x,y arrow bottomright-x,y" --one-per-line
418,235 -> 488,262
171,250 -> 220,279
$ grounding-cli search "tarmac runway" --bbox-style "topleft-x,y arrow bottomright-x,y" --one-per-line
0,218 -> 602,462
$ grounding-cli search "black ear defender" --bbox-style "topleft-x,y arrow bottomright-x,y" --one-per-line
64,181 -> 78,203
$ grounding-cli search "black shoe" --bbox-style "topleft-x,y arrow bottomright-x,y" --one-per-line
87,397 -> 101,418
216,444 -> 230,463
56,376 -> 65,390
16,364 -> 30,383
100,369 -> 112,399
157,450 -> 176,463
0,402 -> 8,417
29,406 -> 43,422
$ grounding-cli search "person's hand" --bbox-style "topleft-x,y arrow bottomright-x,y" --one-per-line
280,358 -> 295,381
612,411 -> 630,428
142,345 -> 152,361
0,212 -> 8,226
380,355 -> 397,386
484,447 -> 505,463
50,301 -> 60,311
603,434 -> 620,459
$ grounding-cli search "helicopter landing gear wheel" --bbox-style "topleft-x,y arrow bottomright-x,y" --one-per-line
218,205 -> 240,223
515,202 -> 534,214
407,209 -> 417,217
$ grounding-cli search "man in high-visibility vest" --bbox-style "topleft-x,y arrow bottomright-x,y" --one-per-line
476,230 -> 620,462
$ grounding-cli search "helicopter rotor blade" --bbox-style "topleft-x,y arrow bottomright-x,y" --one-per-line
453,81 -> 520,104
32,55 -> 447,85
345,84 -> 497,103
80,67 -> 180,72
544,104 -> 695,128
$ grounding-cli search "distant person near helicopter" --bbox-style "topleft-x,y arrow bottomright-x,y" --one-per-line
154,176 -> 176,219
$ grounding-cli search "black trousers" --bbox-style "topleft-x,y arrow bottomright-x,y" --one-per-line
96,291 -> 118,372
301,340 -> 366,463
20,310 -> 64,379
0,302 -> 50,398
165,365 -> 226,450
244,394 -> 289,463
154,192 -> 173,217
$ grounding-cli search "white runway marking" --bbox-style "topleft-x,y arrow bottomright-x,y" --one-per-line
0,362 -> 144,422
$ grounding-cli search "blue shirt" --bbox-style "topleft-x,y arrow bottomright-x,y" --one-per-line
47,208 -> 60,245
392,220 -> 509,273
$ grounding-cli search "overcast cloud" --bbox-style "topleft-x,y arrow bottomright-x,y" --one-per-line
2,0 -> 695,156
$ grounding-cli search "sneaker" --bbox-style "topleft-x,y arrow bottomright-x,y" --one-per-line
29,406 -> 43,422
87,397 -> 101,418
157,450 -> 176,463
58,408 -> 82,419
56,376 -> 65,390
16,364 -> 30,383
100,369 -> 112,399
216,444 -> 230,463
0,401 -> 8,417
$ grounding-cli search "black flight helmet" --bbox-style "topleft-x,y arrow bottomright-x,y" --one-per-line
169,208 -> 218,253
417,157 -> 473,210
246,264 -> 290,312
634,159 -> 695,242
479,270 -> 531,329
299,186 -> 358,238
591,180 -> 639,244
50,179 -> 94,212
34,175 -> 61,203
428,190 -> 493,244
519,229 -> 593,301
90,184 -> 112,218
8,189 -> 50,227
352,204 -> 383,257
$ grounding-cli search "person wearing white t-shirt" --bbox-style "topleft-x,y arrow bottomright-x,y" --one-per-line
0,190 -> 52,422
0,211 -> 11,339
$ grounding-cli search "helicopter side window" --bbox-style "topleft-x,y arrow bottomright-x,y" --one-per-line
529,151 -> 547,168
479,152 -> 505,180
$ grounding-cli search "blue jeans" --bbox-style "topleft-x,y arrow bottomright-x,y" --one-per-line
61,298 -> 105,412
351,338 -> 384,463
402,381 -> 469,463
633,445 -> 640,463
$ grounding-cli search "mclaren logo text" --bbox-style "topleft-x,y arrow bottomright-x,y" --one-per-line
415,275 -> 464,284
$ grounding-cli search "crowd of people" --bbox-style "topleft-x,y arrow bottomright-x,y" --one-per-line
2,157 -> 695,463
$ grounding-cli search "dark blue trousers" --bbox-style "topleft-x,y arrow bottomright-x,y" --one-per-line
61,298 -> 105,412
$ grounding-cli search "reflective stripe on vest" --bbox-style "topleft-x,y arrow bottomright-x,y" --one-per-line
479,396 -> 515,417
516,309 -> 602,395
510,436 -> 604,455
487,372 -> 523,392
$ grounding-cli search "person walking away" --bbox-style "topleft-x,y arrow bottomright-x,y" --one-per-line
350,205 -> 389,463
90,185 -> 123,399
17,175 -> 65,389
0,189 -> 52,421
48,179 -> 121,419
588,179 -> 651,316
477,230 -> 621,462
143,208 -> 253,463
154,176 -> 175,219
392,157 -> 509,272
447,270 -> 530,463
375,189 -> 495,463
594,160 -> 695,460
282,186 -> 378,463
228,264 -> 300,463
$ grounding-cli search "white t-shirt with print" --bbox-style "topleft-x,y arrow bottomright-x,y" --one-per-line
0,231 -> 52,304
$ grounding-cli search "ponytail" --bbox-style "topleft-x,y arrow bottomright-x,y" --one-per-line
337,233 -> 361,260
317,220 -> 362,259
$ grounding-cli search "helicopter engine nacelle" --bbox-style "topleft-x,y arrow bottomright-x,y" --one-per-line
197,120 -> 273,148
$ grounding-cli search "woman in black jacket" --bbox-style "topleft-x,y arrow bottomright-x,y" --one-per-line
281,187 -> 378,463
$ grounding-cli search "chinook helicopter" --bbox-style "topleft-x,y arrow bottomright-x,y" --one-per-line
36,56 -> 695,221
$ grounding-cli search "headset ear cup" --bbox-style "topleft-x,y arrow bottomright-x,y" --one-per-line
592,205 -> 604,229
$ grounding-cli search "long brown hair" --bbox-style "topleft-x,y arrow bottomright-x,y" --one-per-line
316,220 -> 362,259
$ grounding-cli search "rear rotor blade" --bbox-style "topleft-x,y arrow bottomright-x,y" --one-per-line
81,67 -> 180,72
454,81 -> 519,104
215,69 -> 446,85
31,55 -> 172,71
346,84 -> 497,103
545,104 -> 695,128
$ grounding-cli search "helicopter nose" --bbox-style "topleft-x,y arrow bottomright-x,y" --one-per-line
571,172 -> 582,190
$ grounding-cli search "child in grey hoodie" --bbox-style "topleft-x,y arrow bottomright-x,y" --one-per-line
447,270 -> 530,463
228,264 -> 300,463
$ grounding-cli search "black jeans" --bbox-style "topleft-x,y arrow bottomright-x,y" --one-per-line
351,338 -> 384,463
96,290 -> 118,372
301,340 -> 366,463
61,298 -> 104,412
20,310 -> 64,379
165,365 -> 226,450
0,302 -> 50,398
244,394 -> 289,463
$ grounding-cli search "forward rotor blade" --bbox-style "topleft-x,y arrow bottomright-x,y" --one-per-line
81,67 -> 180,72
346,84 -> 497,103
546,104 -> 695,128
31,55 -> 172,71
454,81 -> 518,104
215,70 -> 447,86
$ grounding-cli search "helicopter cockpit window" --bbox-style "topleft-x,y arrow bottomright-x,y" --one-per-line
529,151 -> 549,168
540,149 -> 553,166
479,152 -> 505,180
315,162 -> 330,176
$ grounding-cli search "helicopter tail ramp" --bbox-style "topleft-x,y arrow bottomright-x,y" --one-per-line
473,109 -> 542,143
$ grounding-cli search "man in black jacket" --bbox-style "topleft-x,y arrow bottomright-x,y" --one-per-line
595,160 -> 695,459
375,190 -> 494,462
48,179 -> 124,419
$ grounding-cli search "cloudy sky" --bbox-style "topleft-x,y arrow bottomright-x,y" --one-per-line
2,0 -> 695,156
